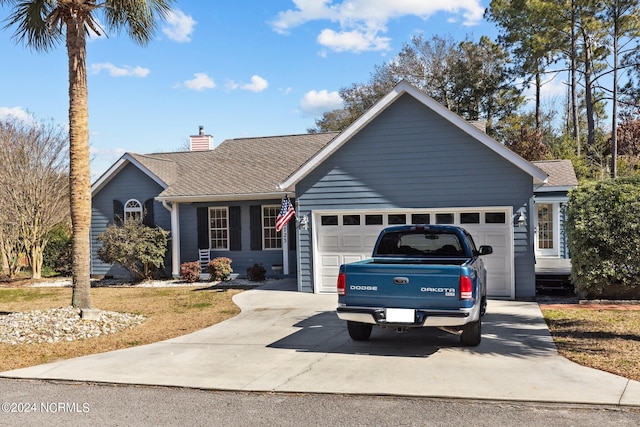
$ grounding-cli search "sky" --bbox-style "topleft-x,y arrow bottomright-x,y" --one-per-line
0,1 -> 564,180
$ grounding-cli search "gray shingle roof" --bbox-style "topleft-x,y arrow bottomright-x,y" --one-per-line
532,160 -> 579,188
129,132 -> 338,199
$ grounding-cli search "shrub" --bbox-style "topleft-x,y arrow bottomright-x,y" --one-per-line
180,261 -> 201,283
97,222 -> 169,281
566,177 -> 640,298
246,263 -> 266,282
43,223 -> 72,276
207,257 -> 233,281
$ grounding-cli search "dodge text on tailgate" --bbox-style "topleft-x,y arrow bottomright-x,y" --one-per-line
336,225 -> 492,346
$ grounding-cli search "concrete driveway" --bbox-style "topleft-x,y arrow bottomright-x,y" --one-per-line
2,279 -> 639,406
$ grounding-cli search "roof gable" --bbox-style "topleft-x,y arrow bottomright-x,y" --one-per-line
91,153 -> 173,196
279,81 -> 548,191
532,160 -> 578,191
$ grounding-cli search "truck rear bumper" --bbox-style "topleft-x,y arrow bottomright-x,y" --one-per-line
336,306 -> 478,327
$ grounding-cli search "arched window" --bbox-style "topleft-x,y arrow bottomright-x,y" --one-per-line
124,199 -> 143,224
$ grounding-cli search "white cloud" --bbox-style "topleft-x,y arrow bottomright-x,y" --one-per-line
318,28 -> 390,52
299,89 -> 344,117
226,75 -> 269,92
0,106 -> 35,124
241,75 -> 269,92
183,73 -> 216,91
271,0 -> 485,53
162,10 -> 196,43
91,63 -> 150,77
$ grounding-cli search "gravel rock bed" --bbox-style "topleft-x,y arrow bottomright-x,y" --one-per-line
0,307 -> 146,345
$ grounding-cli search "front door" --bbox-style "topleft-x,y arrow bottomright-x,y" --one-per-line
535,203 -> 559,257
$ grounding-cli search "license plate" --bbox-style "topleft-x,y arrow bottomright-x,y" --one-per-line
386,308 -> 415,323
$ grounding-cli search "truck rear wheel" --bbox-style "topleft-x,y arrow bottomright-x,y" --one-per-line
347,321 -> 372,341
460,320 -> 481,346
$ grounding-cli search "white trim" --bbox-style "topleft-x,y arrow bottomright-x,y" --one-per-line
156,192 -> 291,203
280,81 -> 548,191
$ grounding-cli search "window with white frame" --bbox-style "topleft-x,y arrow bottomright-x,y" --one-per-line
263,205 -> 282,250
124,199 -> 143,224
209,207 -> 229,250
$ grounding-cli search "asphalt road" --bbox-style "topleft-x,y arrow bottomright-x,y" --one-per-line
2,378 -> 639,427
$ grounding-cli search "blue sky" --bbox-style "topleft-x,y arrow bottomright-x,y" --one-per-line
0,0 -> 544,180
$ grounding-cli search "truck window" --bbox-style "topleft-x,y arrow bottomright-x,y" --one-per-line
375,230 -> 464,256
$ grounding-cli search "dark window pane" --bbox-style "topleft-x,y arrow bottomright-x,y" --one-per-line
388,214 -> 406,225
411,214 -> 430,224
321,215 -> 338,226
343,214 -> 361,225
460,213 -> 480,224
485,212 -> 506,224
436,213 -> 454,224
365,215 -> 383,225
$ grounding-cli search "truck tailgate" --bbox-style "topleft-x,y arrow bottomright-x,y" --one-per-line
342,261 -> 469,310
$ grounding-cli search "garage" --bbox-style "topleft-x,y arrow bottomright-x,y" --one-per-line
313,208 -> 514,298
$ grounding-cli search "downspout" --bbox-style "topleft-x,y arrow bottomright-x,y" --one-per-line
162,200 -> 181,278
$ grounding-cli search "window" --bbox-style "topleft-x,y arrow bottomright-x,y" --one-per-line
124,199 -> 142,224
412,213 -> 430,224
388,214 -> 406,225
365,214 -> 383,225
321,215 -> 338,226
435,213 -> 454,224
485,212 -> 506,224
460,212 -> 480,224
209,207 -> 229,250
263,205 -> 281,250
343,214 -> 361,225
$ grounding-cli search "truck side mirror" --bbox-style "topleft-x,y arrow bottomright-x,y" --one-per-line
478,245 -> 493,256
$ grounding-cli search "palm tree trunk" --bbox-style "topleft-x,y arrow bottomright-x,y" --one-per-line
66,16 -> 92,309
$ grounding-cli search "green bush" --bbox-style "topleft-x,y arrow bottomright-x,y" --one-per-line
180,261 -> 201,283
246,263 -> 266,282
97,222 -> 169,281
566,177 -> 640,298
207,257 -> 233,281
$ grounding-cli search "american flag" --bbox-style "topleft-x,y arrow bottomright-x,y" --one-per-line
276,195 -> 295,232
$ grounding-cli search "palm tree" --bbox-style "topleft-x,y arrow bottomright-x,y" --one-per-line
1,1 -> 174,309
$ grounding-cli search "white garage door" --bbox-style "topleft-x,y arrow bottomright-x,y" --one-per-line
313,208 -> 514,298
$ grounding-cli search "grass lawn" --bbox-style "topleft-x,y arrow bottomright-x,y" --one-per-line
1,284 -> 639,383
541,307 -> 640,382
0,286 -> 241,372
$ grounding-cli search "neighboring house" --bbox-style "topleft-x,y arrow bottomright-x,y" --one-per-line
91,81 -> 578,299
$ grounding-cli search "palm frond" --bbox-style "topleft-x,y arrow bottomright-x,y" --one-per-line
102,0 -> 174,45
3,0 -> 63,51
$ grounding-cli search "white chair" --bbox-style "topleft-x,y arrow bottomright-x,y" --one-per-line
198,249 -> 210,272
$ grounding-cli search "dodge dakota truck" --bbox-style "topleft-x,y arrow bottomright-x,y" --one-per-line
336,224 -> 492,346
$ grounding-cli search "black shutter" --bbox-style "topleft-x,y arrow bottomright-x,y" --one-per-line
288,214 -> 296,250
197,207 -> 209,249
143,198 -> 155,227
250,205 -> 262,250
113,200 -> 124,226
229,206 -> 241,251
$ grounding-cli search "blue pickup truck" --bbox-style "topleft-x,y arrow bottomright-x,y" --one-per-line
336,225 -> 492,346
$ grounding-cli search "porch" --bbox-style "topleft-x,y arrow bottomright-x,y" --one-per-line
535,258 -> 573,293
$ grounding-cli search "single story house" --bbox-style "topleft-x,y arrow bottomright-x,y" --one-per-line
91,81 -> 577,299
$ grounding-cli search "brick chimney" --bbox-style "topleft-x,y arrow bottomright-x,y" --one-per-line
189,126 -> 214,151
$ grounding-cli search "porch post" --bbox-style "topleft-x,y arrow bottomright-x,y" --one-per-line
282,225 -> 289,275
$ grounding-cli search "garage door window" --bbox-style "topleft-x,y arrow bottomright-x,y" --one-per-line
412,213 -> 430,224
388,214 -> 406,225
436,213 -> 454,224
343,214 -> 361,225
321,215 -> 338,226
460,212 -> 480,224
485,212 -> 506,223
365,214 -> 383,225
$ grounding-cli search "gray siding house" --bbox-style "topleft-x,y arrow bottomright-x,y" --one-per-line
91,81 -> 572,299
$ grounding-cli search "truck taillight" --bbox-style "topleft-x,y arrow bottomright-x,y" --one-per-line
460,275 -> 473,300
337,273 -> 346,296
